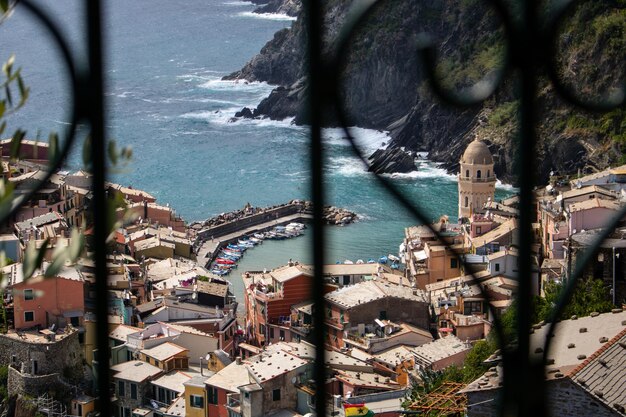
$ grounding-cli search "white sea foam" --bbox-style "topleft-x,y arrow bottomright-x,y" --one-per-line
237,11 -> 296,21
180,108 -> 298,129
322,127 -> 391,154
198,78 -> 273,94
496,180 -> 518,191
222,1 -> 252,5
116,91 -> 133,98
328,156 -> 369,177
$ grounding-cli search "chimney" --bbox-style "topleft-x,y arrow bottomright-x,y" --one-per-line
236,356 -> 242,365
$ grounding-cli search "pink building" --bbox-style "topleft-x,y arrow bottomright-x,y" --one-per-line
12,275 -> 85,330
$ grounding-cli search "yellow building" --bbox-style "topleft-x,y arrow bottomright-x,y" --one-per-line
184,376 -> 208,417
458,139 -> 496,220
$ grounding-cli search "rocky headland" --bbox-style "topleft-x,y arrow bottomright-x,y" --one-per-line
227,0 -> 625,186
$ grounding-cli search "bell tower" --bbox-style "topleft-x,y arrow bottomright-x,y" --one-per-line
458,139 -> 496,220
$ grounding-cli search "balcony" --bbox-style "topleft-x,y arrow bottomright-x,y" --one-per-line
254,289 -> 283,301
458,176 -> 495,183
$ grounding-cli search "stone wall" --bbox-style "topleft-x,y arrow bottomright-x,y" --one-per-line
7,366 -> 72,399
197,204 -> 303,241
0,330 -> 83,382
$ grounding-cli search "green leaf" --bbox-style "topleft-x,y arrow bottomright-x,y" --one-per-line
82,135 -> 92,170
68,228 -> 84,261
9,129 -> 25,159
44,248 -> 68,278
22,239 -> 49,280
108,139 -> 118,165
48,132 -> 59,164
0,0 -> 9,13
5,85 -> 12,107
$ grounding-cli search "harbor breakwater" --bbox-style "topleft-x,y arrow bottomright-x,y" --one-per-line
192,200 -> 357,242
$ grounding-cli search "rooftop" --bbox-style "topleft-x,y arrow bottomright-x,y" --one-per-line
325,280 -> 428,309
152,370 -> 196,393
246,350 -> 309,383
204,359 -> 252,392
462,309 -> 626,393
141,342 -> 189,361
569,328 -> 626,413
110,360 -> 162,383
109,324 -> 143,343
412,336 -> 471,365
461,139 -> 493,165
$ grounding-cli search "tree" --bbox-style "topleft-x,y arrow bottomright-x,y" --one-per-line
536,277 -> 614,322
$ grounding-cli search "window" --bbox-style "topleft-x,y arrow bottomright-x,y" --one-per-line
207,386 -> 219,405
24,289 -> 34,301
272,389 -> 281,401
487,169 -> 490,177
450,258 -> 458,269
70,316 -> 80,326
118,381 -> 125,397
476,226 -> 482,235
495,263 -> 500,272
190,394 -> 204,408
130,383 -> 137,400
466,169 -> 469,177
464,301 -> 484,315
477,169 -> 482,178
270,327 -> 275,339
24,311 -> 34,322
465,196 -> 469,207
123,408 -> 131,417
379,310 -> 387,320
279,329 -> 285,340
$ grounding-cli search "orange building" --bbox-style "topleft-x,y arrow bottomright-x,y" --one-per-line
242,263 -> 313,346
12,274 -> 85,330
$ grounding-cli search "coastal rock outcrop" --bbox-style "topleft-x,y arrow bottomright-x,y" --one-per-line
253,0 -> 301,16
368,147 -> 416,175
226,0 -> 625,184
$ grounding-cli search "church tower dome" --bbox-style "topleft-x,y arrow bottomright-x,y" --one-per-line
458,139 -> 496,220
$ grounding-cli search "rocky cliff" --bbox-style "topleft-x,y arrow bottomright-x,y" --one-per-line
228,0 -> 625,185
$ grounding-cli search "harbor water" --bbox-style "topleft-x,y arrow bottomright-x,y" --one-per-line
1,0 -> 515,283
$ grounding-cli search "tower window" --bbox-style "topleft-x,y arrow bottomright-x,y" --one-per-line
477,170 -> 482,179
487,170 -> 490,177
465,196 -> 469,207
466,169 -> 470,178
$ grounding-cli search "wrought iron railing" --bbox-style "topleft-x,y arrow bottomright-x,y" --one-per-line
0,0 -> 623,416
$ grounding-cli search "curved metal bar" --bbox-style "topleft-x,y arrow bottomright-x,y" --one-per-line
328,0 -> 522,354
544,0 -> 625,112
542,202 -> 626,358
0,0 -> 81,223
332,105 -> 509,348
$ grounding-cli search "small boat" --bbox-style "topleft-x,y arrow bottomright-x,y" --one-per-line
286,222 -> 305,230
253,233 -> 265,240
343,260 -> 354,265
367,259 -> 376,264
227,244 -> 245,251
379,256 -> 388,264
355,259 -> 365,264
249,237 -> 262,244
391,263 -> 400,270
388,254 -> 401,263
216,258 -> 235,265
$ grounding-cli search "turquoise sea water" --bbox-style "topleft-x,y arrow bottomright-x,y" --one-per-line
1,0 -> 514,277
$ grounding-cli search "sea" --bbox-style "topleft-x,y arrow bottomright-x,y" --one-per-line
0,0 -> 514,279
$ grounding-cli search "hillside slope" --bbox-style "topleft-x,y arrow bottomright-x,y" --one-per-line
226,0 -> 626,185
